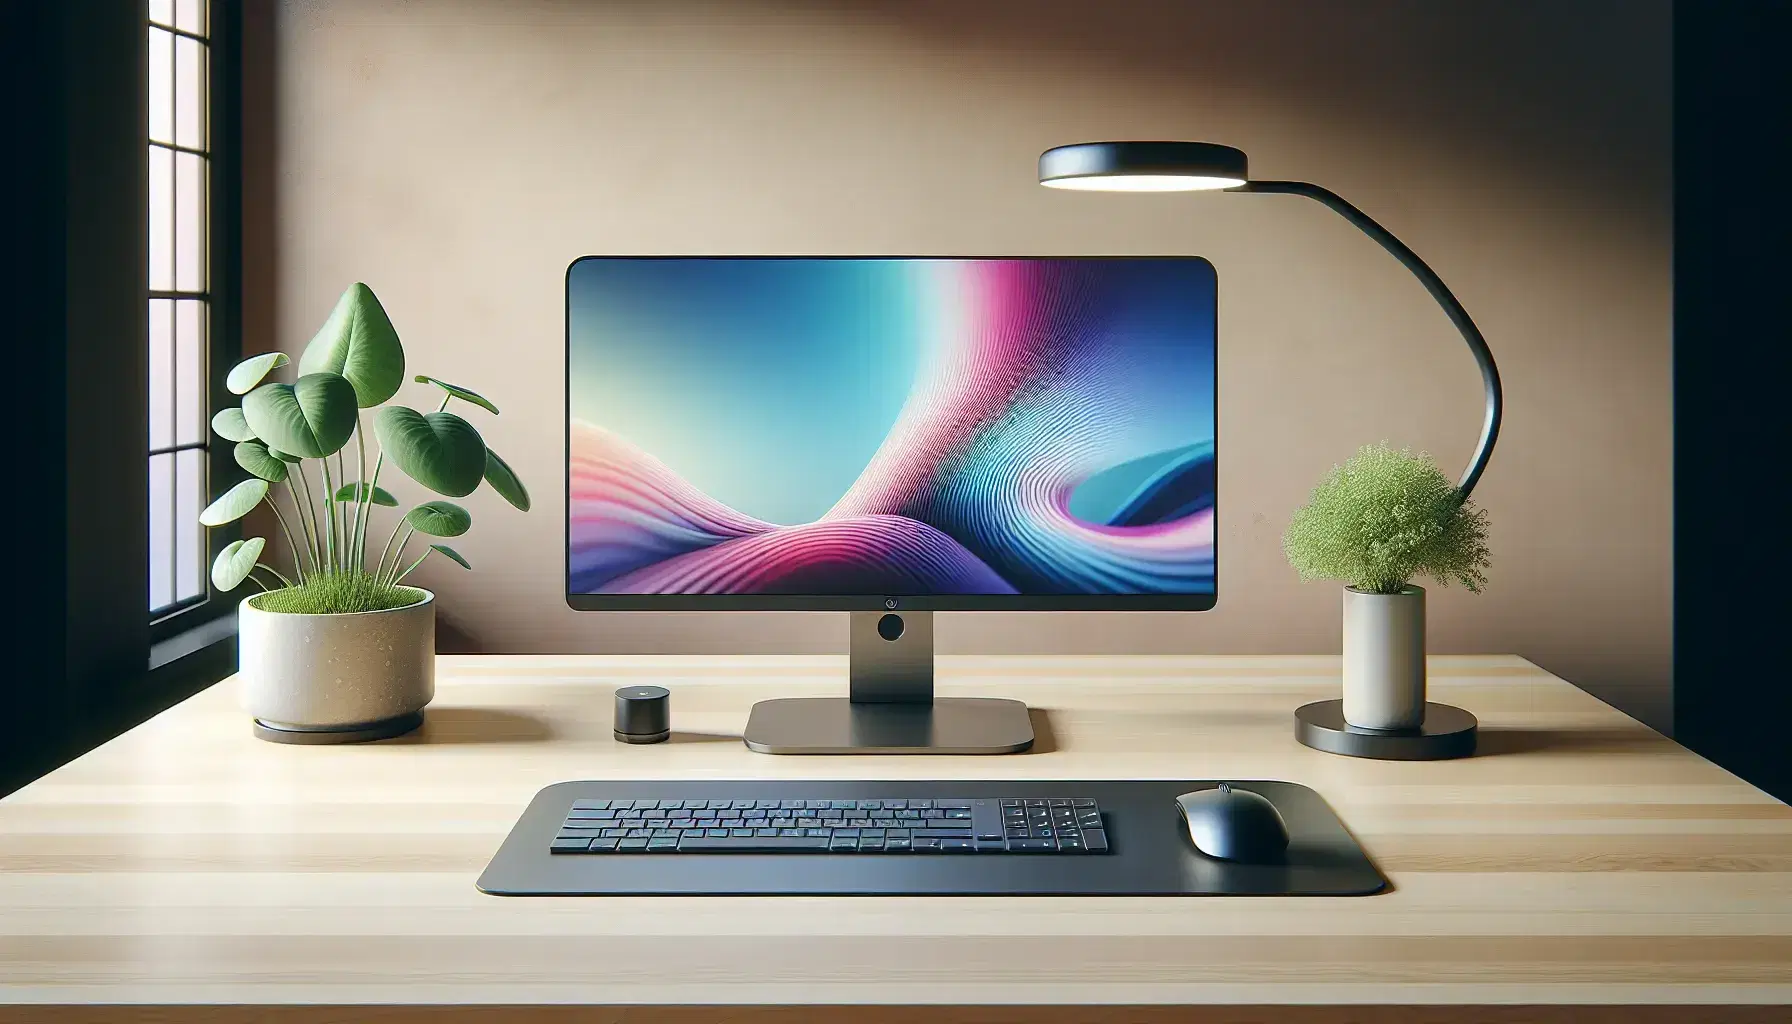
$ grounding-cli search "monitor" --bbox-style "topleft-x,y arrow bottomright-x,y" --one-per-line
566,256 -> 1217,753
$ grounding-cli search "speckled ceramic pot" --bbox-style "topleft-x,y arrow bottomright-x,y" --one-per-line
239,588 -> 435,743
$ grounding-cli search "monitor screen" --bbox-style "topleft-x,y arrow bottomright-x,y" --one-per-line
566,257 -> 1215,609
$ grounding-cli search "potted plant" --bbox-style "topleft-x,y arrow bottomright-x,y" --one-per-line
1283,444 -> 1489,731
200,283 -> 530,742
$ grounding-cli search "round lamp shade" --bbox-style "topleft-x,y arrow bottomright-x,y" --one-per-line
1038,141 -> 1249,191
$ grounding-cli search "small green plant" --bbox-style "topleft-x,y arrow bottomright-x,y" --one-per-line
201,282 -> 529,611
1283,443 -> 1489,595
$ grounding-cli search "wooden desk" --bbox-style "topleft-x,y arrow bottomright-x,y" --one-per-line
2,655 -> 1788,1023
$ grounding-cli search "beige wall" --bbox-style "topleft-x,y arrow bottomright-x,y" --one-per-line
247,1 -> 1674,729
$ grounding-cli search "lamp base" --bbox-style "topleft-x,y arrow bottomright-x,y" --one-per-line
1294,700 -> 1476,760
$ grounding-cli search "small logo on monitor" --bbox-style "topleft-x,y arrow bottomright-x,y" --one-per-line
884,598 -> 899,610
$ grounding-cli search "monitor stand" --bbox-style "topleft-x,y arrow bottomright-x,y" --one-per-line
742,612 -> 1035,754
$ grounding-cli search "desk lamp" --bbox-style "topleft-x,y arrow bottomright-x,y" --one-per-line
1039,141 -> 1501,759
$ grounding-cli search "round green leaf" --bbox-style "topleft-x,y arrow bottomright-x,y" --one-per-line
415,375 -> 499,415
199,478 -> 269,527
226,352 -> 289,395
234,441 -> 289,482
334,483 -> 398,506
211,407 -> 257,443
299,283 -> 406,407
211,536 -> 266,592
267,447 -> 302,463
375,407 -> 486,497
430,544 -> 471,570
482,447 -> 530,512
404,500 -> 471,538
242,372 -> 357,459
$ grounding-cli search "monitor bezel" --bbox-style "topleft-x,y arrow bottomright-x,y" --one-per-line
564,255 -> 1218,613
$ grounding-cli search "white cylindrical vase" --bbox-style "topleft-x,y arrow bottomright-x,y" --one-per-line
239,588 -> 435,740
1342,585 -> 1426,731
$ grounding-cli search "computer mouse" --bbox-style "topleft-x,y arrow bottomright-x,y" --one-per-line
1175,783 -> 1290,862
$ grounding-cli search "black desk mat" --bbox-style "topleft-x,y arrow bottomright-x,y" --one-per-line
477,779 -> 1386,897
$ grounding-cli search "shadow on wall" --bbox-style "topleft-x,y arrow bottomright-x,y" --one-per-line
801,0 -> 1668,208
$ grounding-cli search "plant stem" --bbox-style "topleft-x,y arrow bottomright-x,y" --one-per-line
351,413 -> 368,572
253,563 -> 295,588
394,547 -> 432,583
375,519 -> 409,583
318,458 -> 339,573
283,477 -> 320,575
334,447 -> 348,564
383,525 -> 417,586
262,495 -> 307,585
293,462 -> 327,574
438,394 -> 452,413
356,451 -> 385,568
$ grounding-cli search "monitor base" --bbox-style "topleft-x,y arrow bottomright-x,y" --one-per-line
743,697 -> 1035,755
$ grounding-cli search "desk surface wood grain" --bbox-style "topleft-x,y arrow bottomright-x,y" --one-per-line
1,654 -> 1788,1022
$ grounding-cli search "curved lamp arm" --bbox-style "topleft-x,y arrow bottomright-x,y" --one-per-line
1235,180 -> 1503,499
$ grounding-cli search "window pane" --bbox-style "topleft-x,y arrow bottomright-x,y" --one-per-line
175,150 -> 205,292
150,452 -> 174,611
149,299 -> 174,450
176,448 -> 204,602
148,28 -> 173,144
175,300 -> 204,445
149,0 -> 175,28
149,146 -> 173,291
175,34 -> 205,150
174,0 -> 205,37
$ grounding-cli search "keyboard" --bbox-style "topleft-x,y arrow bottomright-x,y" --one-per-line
549,796 -> 1109,854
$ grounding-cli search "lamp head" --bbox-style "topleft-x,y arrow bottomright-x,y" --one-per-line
1038,141 -> 1248,192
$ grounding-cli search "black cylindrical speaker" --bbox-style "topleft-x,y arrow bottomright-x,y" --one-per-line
613,685 -> 670,744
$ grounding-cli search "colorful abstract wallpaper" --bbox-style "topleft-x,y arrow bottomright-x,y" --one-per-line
567,257 -> 1215,596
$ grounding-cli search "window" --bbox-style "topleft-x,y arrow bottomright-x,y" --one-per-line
148,0 -> 233,624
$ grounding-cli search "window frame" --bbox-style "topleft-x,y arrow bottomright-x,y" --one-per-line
149,0 -> 242,644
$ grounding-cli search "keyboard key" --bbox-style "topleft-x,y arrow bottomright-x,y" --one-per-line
860,837 -> 885,851
619,838 -> 649,851
884,829 -> 910,840
830,800 -> 857,809
550,838 -> 592,853
940,838 -> 975,852
909,799 -> 932,809
885,838 -> 912,851
670,819 -> 696,829
720,819 -> 744,828
680,836 -> 831,852
571,800 -> 611,811
779,799 -> 805,809
778,828 -> 805,837
589,838 -> 619,851
1001,799 -> 1021,808
730,828 -> 755,837
829,837 -> 859,852
602,828 -> 629,838
707,828 -> 730,838
682,828 -> 708,838
706,799 -> 732,809
651,829 -> 679,838
911,829 -> 972,839
833,828 -> 860,838
648,838 -> 679,851
1049,798 -> 1072,807
805,799 -> 831,809
975,839 -> 1006,852
848,818 -> 873,828
626,828 -> 652,838
1082,829 -> 1108,852
913,837 -> 942,851
755,827 -> 780,837
1073,798 -> 1096,807
935,800 -> 972,809
1008,839 -> 1055,852
730,800 -> 755,810
804,828 -> 831,838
